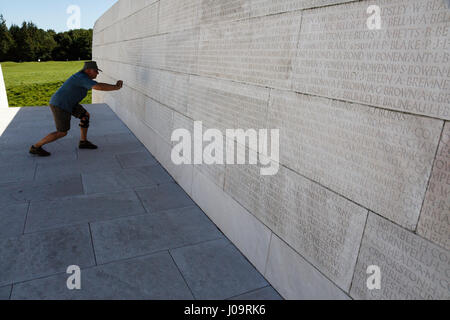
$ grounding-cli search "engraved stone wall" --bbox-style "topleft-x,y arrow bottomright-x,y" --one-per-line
197,11 -> 302,89
225,162 -> 368,290
268,90 -> 443,230
93,0 -> 450,299
417,122 -> 450,250
350,213 -> 449,300
294,0 -> 450,119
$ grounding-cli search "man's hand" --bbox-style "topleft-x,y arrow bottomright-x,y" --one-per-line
116,80 -> 123,89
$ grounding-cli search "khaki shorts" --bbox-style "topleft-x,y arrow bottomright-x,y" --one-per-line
50,104 -> 87,132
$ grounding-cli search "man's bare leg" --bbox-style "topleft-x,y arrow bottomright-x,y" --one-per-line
33,131 -> 67,148
80,126 -> 88,142
80,111 -> 90,142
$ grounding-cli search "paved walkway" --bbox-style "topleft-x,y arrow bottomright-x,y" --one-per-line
0,104 -> 282,300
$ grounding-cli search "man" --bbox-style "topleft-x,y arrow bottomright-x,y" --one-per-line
30,61 -> 124,157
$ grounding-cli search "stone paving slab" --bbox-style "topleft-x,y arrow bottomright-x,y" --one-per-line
10,252 -> 193,300
77,139 -> 148,158
0,145 -> 77,168
116,151 -> 158,168
0,104 -> 274,300
13,119 -> 55,129
104,132 -> 144,145
0,286 -> 11,300
135,183 -> 195,213
0,174 -> 84,205
229,286 -> 283,300
0,163 -> 36,184
33,151 -> 78,165
1,127 -> 56,144
0,203 -> 28,239
35,157 -> 123,180
25,190 -> 147,233
91,206 -> 224,264
170,238 -> 268,300
82,165 -> 173,195
0,224 -> 95,287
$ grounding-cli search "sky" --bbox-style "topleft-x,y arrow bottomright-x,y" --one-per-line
1,0 -> 117,32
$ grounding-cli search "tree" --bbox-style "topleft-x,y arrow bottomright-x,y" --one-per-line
35,28 -> 56,60
0,15 -> 14,61
0,14 -> 93,62
8,22 -> 38,61
69,29 -> 93,60
52,32 -> 73,61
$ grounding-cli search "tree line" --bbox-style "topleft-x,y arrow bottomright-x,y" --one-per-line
0,15 -> 92,62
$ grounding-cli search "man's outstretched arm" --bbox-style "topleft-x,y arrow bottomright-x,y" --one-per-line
92,81 -> 123,91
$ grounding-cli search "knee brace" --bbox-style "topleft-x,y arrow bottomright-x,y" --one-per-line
79,112 -> 90,129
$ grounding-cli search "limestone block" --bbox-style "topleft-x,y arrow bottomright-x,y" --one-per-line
195,155 -> 226,190
120,38 -> 146,66
0,65 -> 8,108
101,2 -> 159,44
144,96 -> 174,144
188,75 -> 270,132
123,2 -> 159,40
191,167 -> 272,275
125,110 -> 181,187
117,0 -> 159,22
250,0 -> 356,18
265,234 -> 351,300
159,0 -> 355,34
224,163 -> 368,291
172,112 -> 226,188
130,114 -> 159,157
100,46 -> 117,63
268,90 -> 443,230
164,28 -> 200,74
94,2 -> 120,33
96,29 -> 196,76
92,30 -> 105,47
198,11 -> 302,89
151,70 -> 190,115
98,59 -> 190,116
172,112 -> 194,149
141,35 -> 167,69
107,82 -> 146,121
350,213 -> 450,300
293,0 -> 450,120
126,0 -> 159,17
159,0 -> 202,34
155,135 -> 194,197
95,38 -> 152,67
186,74 -> 270,187
102,23 -> 118,45
94,0 -> 158,34
200,0 -> 251,25
0,108 -> 19,135
418,122 -> 450,250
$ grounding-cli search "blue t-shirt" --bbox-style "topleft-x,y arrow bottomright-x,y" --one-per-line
50,71 -> 98,112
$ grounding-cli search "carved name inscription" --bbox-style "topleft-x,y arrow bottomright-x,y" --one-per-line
294,0 -> 450,119
418,122 -> 450,250
268,90 -> 442,229
225,163 -> 368,290
351,213 -> 450,300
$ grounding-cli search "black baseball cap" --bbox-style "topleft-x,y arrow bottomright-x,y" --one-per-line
80,61 -> 102,72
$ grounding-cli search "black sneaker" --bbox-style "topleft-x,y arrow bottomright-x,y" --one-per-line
79,140 -> 98,149
29,145 -> 51,157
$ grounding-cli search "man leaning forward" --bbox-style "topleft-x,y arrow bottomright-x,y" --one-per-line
30,61 -> 123,157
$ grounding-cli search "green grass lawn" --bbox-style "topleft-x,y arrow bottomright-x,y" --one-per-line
2,61 -> 92,107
